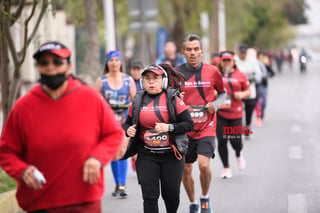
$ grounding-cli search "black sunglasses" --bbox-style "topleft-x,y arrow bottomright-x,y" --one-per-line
37,58 -> 65,67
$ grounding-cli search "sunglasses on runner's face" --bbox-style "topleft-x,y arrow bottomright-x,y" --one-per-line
37,58 -> 66,67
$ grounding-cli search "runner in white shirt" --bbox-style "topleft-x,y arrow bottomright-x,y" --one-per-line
234,44 -> 262,138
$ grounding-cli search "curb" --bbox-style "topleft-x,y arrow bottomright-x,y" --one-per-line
0,190 -> 21,213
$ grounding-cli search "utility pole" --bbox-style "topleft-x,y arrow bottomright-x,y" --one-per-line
200,12 -> 210,63
211,0 -> 226,53
212,0 -> 219,54
218,0 -> 226,51
103,0 -> 116,51
139,0 -> 149,65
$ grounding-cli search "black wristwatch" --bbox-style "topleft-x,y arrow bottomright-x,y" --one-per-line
169,124 -> 175,132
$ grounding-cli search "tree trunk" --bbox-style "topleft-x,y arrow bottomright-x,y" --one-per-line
0,33 -> 10,124
211,0 -> 219,53
84,0 -> 100,82
8,71 -> 22,114
0,3 -> 10,125
0,0 -> 50,128
0,31 -> 22,127
171,0 -> 186,51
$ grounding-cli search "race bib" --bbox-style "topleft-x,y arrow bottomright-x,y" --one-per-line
220,95 -> 232,109
187,105 -> 208,123
144,129 -> 170,147
249,83 -> 256,99
114,109 -> 125,123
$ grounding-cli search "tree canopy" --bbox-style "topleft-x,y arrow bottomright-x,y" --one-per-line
0,0 -> 309,126
62,0 -> 309,59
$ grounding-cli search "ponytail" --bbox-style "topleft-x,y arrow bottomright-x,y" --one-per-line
158,63 -> 185,92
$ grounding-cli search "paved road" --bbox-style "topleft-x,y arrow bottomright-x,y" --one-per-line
102,59 -> 320,213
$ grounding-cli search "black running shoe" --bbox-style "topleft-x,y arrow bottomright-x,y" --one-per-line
118,185 -> 128,197
111,184 -> 120,197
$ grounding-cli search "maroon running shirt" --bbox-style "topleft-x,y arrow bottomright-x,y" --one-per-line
128,92 -> 187,147
218,69 -> 250,120
176,63 -> 225,139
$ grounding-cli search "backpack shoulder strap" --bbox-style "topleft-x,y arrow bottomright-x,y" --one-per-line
194,64 -> 208,103
132,91 -> 144,124
166,88 -> 178,123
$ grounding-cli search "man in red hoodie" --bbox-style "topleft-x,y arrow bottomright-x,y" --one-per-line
0,41 -> 123,213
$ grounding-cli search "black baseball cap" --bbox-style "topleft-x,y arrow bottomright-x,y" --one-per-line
238,44 -> 248,53
33,41 -> 71,59
130,60 -> 144,69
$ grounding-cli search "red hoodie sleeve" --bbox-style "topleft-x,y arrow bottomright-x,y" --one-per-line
89,96 -> 124,166
0,105 -> 28,181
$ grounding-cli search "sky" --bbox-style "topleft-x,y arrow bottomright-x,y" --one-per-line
297,0 -> 320,34
293,0 -> 320,52
306,0 -> 320,28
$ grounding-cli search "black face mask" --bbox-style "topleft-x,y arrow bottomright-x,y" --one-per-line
40,73 -> 67,90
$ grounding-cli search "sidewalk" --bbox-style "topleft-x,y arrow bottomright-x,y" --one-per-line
0,190 -> 21,213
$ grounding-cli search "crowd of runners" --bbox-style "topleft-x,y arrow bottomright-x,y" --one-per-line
0,34 -> 306,213
101,35 -> 289,213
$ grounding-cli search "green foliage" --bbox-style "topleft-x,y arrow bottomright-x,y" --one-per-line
158,0 -> 213,39
184,0 -> 202,35
284,0 -> 308,25
64,0 -> 86,25
245,1 -> 278,47
225,0 -> 255,48
63,0 -> 107,73
0,169 -> 16,193
114,0 -> 129,38
225,0 -> 295,50
62,0 -> 305,56
158,0 -> 172,27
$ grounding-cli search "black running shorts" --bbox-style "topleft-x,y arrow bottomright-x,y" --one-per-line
185,136 -> 216,163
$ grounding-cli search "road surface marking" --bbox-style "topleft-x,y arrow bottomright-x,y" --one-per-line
288,194 -> 307,213
289,146 -> 302,159
291,124 -> 302,133
292,114 -> 301,120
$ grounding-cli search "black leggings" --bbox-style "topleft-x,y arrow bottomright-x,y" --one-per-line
243,98 -> 257,128
216,115 -> 243,168
136,153 -> 184,213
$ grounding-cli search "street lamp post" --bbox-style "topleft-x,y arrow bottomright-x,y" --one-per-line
103,0 -> 116,51
211,0 -> 226,53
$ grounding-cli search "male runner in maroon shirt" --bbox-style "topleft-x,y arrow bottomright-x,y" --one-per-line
176,34 -> 226,213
